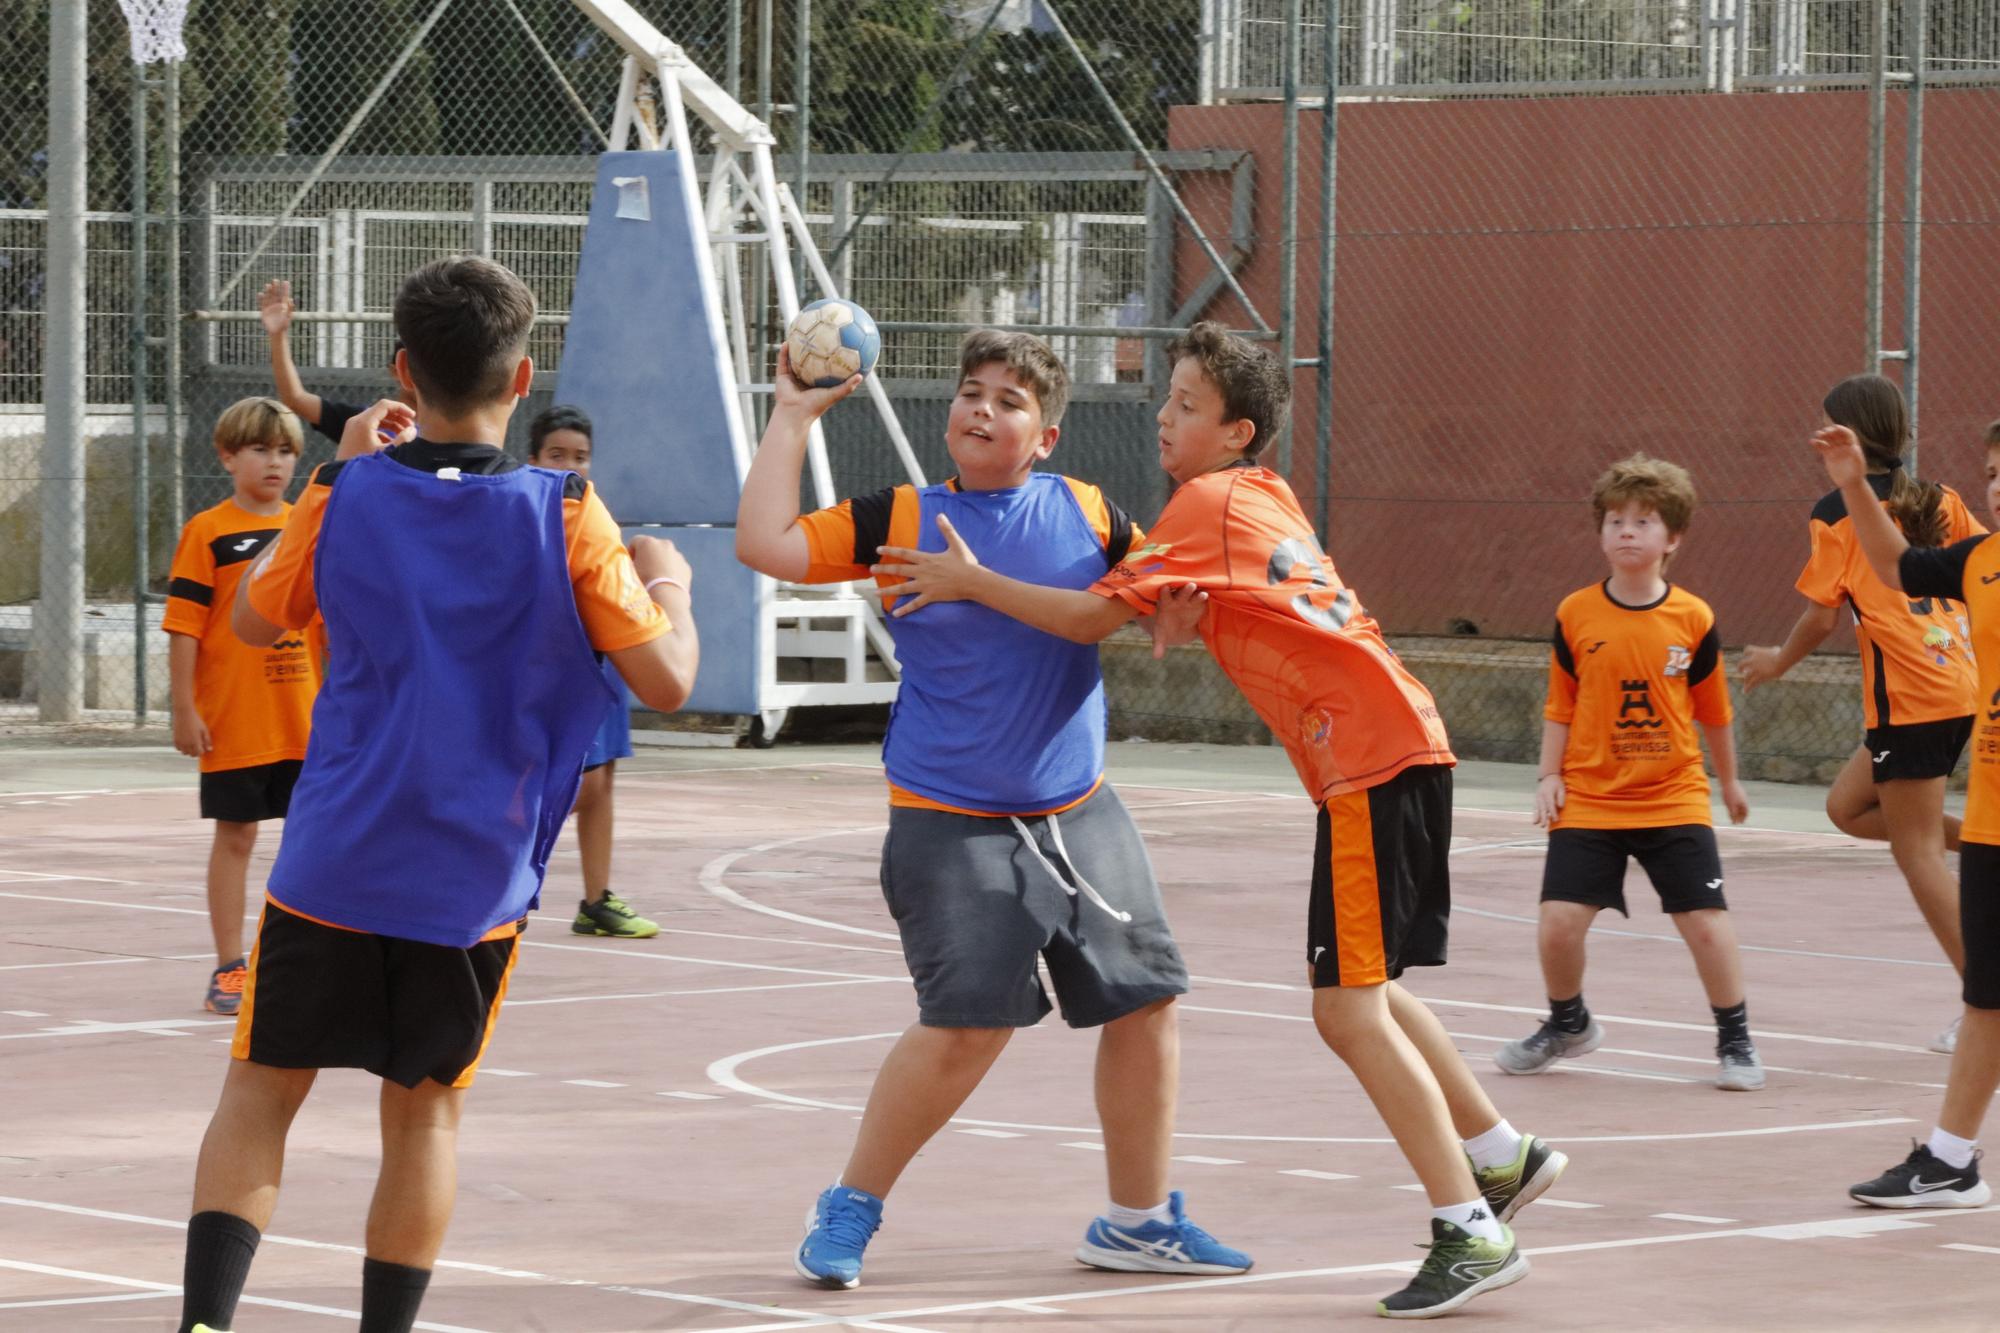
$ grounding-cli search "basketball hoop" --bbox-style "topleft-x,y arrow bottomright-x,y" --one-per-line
116,0 -> 190,65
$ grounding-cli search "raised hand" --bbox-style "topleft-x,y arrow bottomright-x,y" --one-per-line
1811,423 -> 1868,490
258,279 -> 295,337
337,399 -> 416,460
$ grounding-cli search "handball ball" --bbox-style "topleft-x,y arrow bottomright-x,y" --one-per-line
786,298 -> 882,388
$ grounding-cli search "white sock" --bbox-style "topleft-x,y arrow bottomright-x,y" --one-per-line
1928,1127 -> 1979,1171
1462,1119 -> 1524,1171
1433,1200 -> 1505,1244
1107,1199 -> 1174,1229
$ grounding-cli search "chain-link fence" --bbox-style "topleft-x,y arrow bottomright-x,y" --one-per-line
6,0 -> 1998,783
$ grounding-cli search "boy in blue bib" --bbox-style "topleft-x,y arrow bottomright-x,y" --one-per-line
737,330 -> 1250,1289
173,257 -> 701,1333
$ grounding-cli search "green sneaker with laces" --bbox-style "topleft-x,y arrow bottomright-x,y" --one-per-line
571,892 -> 660,938
1376,1217 -> 1528,1319
1471,1133 -> 1568,1222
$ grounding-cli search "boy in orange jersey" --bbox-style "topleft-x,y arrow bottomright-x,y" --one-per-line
877,322 -> 1557,1319
163,398 -> 320,1017
1495,456 -> 1761,1092
1815,419 -> 2000,1209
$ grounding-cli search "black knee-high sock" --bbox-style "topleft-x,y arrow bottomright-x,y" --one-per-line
179,1210 -> 260,1333
359,1256 -> 433,1333
1714,1001 -> 1750,1048
1549,993 -> 1589,1034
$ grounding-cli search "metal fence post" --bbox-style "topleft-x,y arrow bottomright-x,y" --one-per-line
1278,0 -> 1301,474
1865,0 -> 1886,373
1316,0 -> 1340,543
131,66 -> 152,724
40,0 -> 88,722
1904,0 -> 1925,464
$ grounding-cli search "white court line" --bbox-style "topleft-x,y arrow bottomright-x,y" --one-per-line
0,1258 -> 494,1331
705,1029 -> 1918,1145
595,1285 -> 947,1333
521,938 -> 901,982
0,1196 -> 895,1326
710,1204 -> 2000,1331
1532,1198 -> 1603,1210
505,978 -> 895,1008
957,1128 -> 1024,1138
1655,1213 -> 1738,1224
1062,1141 -> 1106,1152
1453,903 -> 1953,970
0,889 -> 207,916
1279,1169 -> 1357,1181
1173,1154 -> 1244,1165
0,1289 -> 176,1310
0,952 -> 210,972
698,830 -> 1943,1058
1943,1242 -> 2000,1255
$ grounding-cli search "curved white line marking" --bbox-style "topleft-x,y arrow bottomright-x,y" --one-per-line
697,826 -> 898,941
705,1031 -> 1916,1145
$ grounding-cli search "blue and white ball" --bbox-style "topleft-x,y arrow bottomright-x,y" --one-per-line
786,298 -> 882,388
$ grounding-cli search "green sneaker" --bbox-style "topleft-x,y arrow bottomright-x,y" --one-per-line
1472,1133 -> 1569,1223
571,892 -> 660,938
1376,1218 -> 1528,1319
192,1325 -> 231,1332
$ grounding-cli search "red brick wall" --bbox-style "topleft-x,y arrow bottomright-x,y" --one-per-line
1167,91 -> 2000,645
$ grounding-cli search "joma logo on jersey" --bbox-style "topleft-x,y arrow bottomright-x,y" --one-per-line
1663,645 -> 1691,678
1614,679 -> 1663,729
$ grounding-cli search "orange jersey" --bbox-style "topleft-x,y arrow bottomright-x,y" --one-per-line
1795,476 -> 1983,727
1544,582 -> 1731,829
248,444 -> 668,655
162,499 -> 321,773
1091,464 -> 1454,801
798,475 -> 1136,816
1902,536 -> 2000,842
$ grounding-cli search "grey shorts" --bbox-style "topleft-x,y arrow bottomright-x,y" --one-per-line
880,783 -> 1189,1029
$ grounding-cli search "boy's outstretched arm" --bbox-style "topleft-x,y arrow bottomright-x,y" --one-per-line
261,279 -> 323,426
1739,602 -> 1838,689
876,514 -> 1138,643
735,347 -> 861,582
1814,424 -> 1910,589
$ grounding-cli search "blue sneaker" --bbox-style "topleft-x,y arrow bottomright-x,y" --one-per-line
1076,1190 -> 1252,1274
794,1184 -> 884,1289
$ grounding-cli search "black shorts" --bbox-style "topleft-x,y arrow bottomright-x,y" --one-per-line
880,784 -> 1188,1029
1961,842 -> 2000,1010
1542,825 -> 1726,916
199,759 -> 303,823
1866,716 -> 1973,783
232,900 -> 523,1088
1308,764 -> 1452,988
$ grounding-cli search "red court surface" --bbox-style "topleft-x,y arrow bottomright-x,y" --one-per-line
0,740 -> 1990,1330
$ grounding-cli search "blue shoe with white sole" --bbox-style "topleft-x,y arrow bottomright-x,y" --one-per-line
794,1184 -> 884,1289
1076,1191 -> 1252,1274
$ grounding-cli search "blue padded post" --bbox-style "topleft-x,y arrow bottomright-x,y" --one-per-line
557,153 -> 747,527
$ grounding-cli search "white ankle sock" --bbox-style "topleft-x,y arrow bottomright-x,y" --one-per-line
1928,1127 -> 1979,1170
1462,1119 -> 1524,1171
1432,1200 -> 1505,1244
1107,1199 -> 1173,1229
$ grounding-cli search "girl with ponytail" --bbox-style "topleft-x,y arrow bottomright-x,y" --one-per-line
1742,374 -> 1983,1054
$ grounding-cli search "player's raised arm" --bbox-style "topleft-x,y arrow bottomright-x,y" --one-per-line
1814,423 -> 1911,590
735,346 -> 861,582
874,513 -> 1138,643
260,279 -> 325,427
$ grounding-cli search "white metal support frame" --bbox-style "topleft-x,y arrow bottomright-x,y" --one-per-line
572,0 -> 916,737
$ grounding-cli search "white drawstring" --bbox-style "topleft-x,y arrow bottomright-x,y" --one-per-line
1008,813 -> 1133,923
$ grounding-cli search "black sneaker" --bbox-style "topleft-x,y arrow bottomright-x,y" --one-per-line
1850,1142 -> 1991,1209
1376,1217 -> 1528,1319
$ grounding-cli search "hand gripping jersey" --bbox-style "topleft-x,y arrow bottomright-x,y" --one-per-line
1092,464 -> 1454,801
1544,582 -> 1732,830
258,452 -> 614,946
798,473 -> 1135,814
1796,474 -> 1983,727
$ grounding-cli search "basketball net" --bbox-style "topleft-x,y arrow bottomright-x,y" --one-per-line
117,0 -> 191,65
